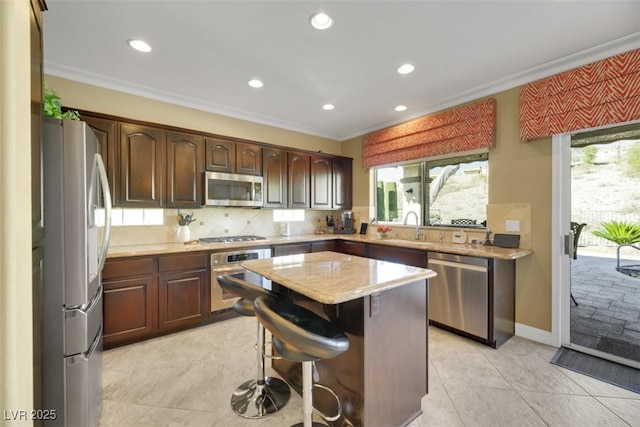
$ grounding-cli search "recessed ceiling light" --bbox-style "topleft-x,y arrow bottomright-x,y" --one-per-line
310,12 -> 333,30
248,79 -> 264,88
395,105 -> 408,112
322,104 -> 335,111
127,39 -> 152,53
397,64 -> 415,74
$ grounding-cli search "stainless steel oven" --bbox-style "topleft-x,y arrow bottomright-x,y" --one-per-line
210,248 -> 271,312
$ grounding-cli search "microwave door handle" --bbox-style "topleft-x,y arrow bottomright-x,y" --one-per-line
251,182 -> 256,202
96,153 -> 112,272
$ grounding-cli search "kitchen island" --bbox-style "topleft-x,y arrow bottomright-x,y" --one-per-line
241,251 -> 437,427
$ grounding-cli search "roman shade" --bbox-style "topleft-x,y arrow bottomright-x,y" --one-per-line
520,49 -> 640,142
362,98 -> 497,169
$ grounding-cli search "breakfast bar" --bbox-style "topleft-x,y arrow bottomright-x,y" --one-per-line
242,251 -> 437,427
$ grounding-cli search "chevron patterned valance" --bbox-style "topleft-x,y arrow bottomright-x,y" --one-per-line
362,98 -> 496,169
519,49 -> 640,141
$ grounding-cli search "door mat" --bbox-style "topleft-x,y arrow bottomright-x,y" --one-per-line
551,347 -> 640,394
596,337 -> 640,363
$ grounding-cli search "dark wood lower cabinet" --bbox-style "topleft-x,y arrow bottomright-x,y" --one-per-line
103,275 -> 156,346
102,257 -> 156,347
102,252 -> 209,348
159,269 -> 208,332
273,242 -> 312,256
336,240 -> 366,256
366,243 -> 428,267
311,240 -> 336,252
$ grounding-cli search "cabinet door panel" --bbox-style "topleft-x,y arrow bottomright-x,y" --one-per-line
288,152 -> 310,208
311,240 -> 336,252
311,156 -> 332,209
103,276 -> 156,347
159,269 -> 208,331
263,148 -> 287,208
236,143 -> 262,176
84,116 -> 118,204
119,124 -> 165,207
205,138 -> 234,172
273,243 -> 311,256
366,244 -> 428,267
166,132 -> 203,207
333,158 -> 353,209
336,240 -> 366,257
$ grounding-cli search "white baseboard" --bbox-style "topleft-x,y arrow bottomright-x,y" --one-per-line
515,323 -> 555,347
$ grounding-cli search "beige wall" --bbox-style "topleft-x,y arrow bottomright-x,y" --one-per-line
489,89 -> 552,332
48,78 -> 554,333
344,88 -> 554,332
1,0 -> 35,419
46,76 -> 343,155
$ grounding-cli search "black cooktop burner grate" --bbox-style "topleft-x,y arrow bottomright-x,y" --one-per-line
199,235 -> 267,243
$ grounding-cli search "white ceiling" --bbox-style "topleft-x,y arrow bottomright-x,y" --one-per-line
43,1 -> 640,141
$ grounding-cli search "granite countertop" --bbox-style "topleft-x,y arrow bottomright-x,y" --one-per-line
241,251 -> 436,304
106,233 -> 532,260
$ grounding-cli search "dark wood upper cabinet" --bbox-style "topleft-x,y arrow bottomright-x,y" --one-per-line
288,152 -> 310,208
119,123 -> 166,207
236,142 -> 262,176
205,138 -> 234,173
83,116 -> 118,203
166,131 -> 203,207
311,156 -> 332,209
310,155 -> 352,210
263,147 -> 287,208
333,157 -> 353,210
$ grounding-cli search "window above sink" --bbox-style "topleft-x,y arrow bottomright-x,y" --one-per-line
373,152 -> 489,228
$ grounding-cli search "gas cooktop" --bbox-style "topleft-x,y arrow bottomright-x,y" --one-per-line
199,235 -> 267,243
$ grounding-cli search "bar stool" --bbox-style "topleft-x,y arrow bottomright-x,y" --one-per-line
254,294 -> 350,427
217,275 -> 291,418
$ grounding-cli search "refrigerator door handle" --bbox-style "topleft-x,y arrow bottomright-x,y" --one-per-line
95,153 -> 112,272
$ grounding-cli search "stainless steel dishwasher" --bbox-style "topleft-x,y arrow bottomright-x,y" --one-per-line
428,252 -> 489,340
428,251 -> 515,347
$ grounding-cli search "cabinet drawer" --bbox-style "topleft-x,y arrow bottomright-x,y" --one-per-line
103,257 -> 154,280
273,243 -> 312,256
158,253 -> 207,272
336,240 -> 366,257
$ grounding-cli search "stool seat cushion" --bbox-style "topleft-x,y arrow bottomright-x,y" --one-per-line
254,295 -> 349,361
232,298 -> 256,317
217,275 -> 273,302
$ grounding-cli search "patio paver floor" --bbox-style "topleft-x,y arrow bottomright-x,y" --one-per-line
571,252 -> 640,362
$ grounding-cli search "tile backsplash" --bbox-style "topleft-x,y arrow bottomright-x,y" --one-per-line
109,206 -> 370,246
108,204 -> 531,249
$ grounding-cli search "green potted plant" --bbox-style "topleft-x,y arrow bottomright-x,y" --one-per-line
44,84 -> 80,120
591,220 -> 640,245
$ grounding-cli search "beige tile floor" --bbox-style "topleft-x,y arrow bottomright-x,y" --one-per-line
100,316 -> 640,427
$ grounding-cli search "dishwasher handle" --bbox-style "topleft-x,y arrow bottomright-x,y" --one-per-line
428,258 -> 488,273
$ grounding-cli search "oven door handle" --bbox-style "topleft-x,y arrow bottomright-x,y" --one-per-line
212,265 -> 250,275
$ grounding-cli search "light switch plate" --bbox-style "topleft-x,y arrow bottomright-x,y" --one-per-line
506,220 -> 520,232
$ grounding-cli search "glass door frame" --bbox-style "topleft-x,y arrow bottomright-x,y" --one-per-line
552,131 -> 640,369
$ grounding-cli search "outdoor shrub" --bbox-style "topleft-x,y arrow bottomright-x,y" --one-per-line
627,144 -> 640,178
592,220 -> 640,245
582,146 -> 598,164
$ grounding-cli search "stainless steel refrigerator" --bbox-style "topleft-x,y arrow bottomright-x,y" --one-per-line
42,118 -> 112,427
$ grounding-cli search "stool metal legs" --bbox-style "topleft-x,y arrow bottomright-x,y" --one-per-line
292,361 -> 343,427
230,322 -> 290,418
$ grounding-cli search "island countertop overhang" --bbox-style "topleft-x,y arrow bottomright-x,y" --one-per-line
240,251 -> 436,304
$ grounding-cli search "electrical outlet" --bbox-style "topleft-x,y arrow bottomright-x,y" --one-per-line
506,220 -> 520,232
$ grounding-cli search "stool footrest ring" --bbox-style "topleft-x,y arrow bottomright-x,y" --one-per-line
312,383 -> 342,422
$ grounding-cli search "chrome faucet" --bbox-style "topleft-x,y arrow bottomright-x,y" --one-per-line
403,211 -> 422,240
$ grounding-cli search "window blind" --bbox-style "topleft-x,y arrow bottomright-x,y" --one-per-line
520,49 -> 640,142
362,98 -> 496,169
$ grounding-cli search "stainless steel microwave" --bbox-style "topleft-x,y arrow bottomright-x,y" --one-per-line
203,171 -> 263,207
